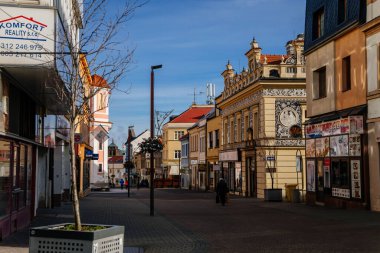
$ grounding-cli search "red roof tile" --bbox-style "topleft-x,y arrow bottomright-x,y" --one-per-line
108,156 -> 124,163
92,74 -> 110,88
170,106 -> 213,123
259,54 -> 287,65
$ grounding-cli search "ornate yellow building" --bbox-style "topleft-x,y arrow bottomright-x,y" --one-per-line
216,35 -> 306,199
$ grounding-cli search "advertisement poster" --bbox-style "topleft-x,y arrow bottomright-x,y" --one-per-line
307,160 -> 315,192
349,135 -> 361,157
306,139 -> 316,157
340,118 -> 350,134
351,160 -> 361,199
315,137 -> 329,157
349,116 -> 364,134
330,135 -> 348,157
324,158 -> 330,188
306,124 -> 322,138
332,188 -> 350,198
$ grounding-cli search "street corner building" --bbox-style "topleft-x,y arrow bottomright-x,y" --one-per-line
215,34 -> 307,200
303,0 -> 380,210
0,0 -> 84,240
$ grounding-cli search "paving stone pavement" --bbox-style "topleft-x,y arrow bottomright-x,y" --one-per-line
2,188 -> 380,253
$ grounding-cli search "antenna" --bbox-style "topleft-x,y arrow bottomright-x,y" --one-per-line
188,86 -> 205,105
155,109 -> 174,136
206,83 -> 216,105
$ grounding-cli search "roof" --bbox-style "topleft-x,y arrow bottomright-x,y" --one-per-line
170,106 -> 213,123
108,156 -> 124,163
259,54 -> 287,65
91,74 -> 110,88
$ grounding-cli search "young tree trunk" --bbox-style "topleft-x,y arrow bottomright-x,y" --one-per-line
70,117 -> 82,230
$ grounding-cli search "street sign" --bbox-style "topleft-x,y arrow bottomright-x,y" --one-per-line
85,149 -> 93,159
266,155 -> 275,161
74,133 -> 82,143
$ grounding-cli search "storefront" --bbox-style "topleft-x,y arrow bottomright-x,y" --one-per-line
219,149 -> 242,194
305,113 -> 369,209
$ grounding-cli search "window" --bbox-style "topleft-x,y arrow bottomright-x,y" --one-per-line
331,159 -> 349,187
313,7 -> 325,40
200,136 -> 205,152
338,0 -> 347,24
269,69 -> 280,77
342,56 -> 351,91
208,132 -> 213,149
99,141 -> 103,150
227,122 -> 230,144
234,118 -> 237,143
237,118 -> 241,142
98,163 -> 103,173
174,131 -> 184,140
174,150 -> 181,159
253,112 -> 259,139
287,67 -> 297,73
215,130 -> 220,148
313,67 -> 327,99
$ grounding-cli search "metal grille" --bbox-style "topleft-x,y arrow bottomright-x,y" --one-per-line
98,236 -> 123,253
35,239 -> 85,253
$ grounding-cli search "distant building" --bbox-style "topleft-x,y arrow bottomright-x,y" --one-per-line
162,105 -> 214,180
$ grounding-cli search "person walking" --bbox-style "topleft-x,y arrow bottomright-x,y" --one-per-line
120,178 -> 124,190
216,178 -> 229,206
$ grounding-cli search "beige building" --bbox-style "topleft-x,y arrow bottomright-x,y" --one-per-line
206,110 -> 221,191
216,35 -> 306,199
363,0 -> 380,211
162,105 -> 213,180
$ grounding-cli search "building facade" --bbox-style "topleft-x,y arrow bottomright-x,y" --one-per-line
162,105 -> 213,181
362,0 -> 380,211
0,0 -> 82,239
216,35 -> 306,199
304,0 -> 369,208
206,109 -> 221,191
180,134 -> 190,189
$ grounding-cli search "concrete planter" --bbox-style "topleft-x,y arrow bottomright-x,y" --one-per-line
29,223 -> 124,253
264,189 -> 283,202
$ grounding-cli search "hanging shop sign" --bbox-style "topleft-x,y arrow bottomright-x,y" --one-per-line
0,6 -> 55,66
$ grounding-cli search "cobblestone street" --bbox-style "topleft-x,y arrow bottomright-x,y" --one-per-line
2,188 -> 380,253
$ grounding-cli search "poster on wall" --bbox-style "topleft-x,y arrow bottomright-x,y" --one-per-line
315,137 -> 330,157
349,134 -> 361,156
307,160 -> 315,192
330,135 -> 349,157
351,160 -> 361,199
306,139 -> 316,157
323,158 -> 330,188
349,116 -> 364,134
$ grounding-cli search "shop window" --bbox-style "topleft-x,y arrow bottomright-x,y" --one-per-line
331,159 -> 349,188
342,56 -> 351,91
338,0 -> 347,25
313,66 -> 327,99
0,140 -> 11,218
313,7 -> 325,40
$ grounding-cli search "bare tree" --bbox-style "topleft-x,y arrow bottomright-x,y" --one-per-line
52,0 -> 145,231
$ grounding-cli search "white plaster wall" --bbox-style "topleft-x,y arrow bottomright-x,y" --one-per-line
306,41 -> 336,117
366,33 -> 380,93
367,1 -> 380,22
368,123 -> 380,211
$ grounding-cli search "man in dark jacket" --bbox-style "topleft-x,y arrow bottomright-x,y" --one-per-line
216,178 -> 229,206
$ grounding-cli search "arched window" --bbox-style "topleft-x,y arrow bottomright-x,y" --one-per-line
269,69 -> 280,77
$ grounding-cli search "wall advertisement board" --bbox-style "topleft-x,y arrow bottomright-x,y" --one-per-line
0,6 -> 55,66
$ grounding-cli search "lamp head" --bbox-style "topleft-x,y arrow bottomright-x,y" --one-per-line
151,64 -> 163,70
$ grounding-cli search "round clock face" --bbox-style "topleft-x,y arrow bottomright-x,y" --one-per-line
280,107 -> 298,127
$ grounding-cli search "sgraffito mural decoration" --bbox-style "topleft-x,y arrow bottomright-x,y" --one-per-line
275,99 -> 302,138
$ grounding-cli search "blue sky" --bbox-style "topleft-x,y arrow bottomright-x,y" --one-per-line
108,0 -> 306,147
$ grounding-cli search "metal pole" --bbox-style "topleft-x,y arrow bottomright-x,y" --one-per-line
150,65 -> 162,216
150,68 -> 154,216
128,141 -> 131,197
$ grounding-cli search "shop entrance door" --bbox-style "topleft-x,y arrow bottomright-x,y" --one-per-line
198,171 -> 206,191
316,160 -> 324,202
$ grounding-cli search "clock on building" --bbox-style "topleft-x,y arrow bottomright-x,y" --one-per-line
279,107 -> 299,127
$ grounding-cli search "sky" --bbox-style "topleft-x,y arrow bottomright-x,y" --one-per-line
108,0 -> 306,148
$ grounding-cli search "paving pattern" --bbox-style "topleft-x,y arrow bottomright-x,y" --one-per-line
2,188 -> 380,252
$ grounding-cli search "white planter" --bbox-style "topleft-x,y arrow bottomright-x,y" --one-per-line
29,223 -> 124,253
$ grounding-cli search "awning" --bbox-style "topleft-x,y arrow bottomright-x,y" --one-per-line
304,105 -> 366,125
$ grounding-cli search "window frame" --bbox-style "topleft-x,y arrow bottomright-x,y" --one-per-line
313,66 -> 327,100
342,55 -> 351,92
313,7 -> 325,40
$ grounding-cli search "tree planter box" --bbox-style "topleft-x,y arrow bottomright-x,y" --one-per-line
29,223 -> 124,253
264,189 -> 283,202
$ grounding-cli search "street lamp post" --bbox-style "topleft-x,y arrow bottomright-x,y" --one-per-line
150,64 -> 162,216
178,151 -> 181,189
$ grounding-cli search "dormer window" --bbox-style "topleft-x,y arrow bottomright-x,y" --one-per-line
269,69 -> 280,78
